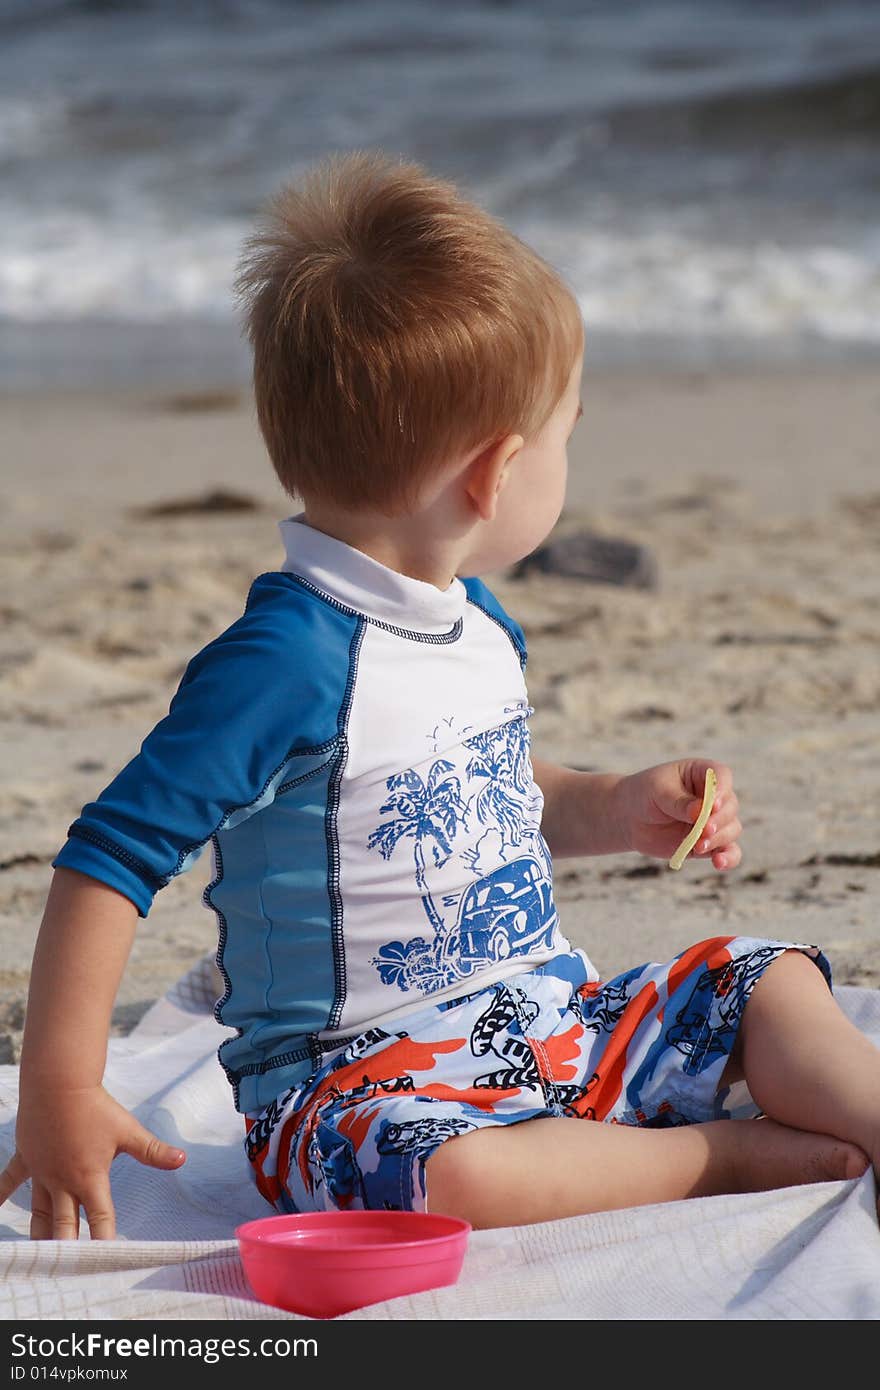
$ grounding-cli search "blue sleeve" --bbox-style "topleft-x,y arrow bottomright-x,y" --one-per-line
52,574 -> 359,917
461,576 -> 527,669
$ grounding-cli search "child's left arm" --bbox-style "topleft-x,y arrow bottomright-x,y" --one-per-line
531,757 -> 742,872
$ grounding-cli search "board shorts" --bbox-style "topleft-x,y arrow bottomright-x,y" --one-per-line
244,934 -> 830,1215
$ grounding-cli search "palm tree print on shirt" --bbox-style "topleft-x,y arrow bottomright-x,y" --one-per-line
368,713 -> 557,993
460,710 -> 543,866
366,759 -> 469,935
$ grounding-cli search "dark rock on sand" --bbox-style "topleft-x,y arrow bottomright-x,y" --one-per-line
130,489 -> 263,519
155,390 -> 243,414
510,530 -> 658,589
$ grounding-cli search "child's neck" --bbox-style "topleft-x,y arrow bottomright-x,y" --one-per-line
300,499 -> 470,592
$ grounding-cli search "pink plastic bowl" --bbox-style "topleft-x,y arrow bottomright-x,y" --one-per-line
236,1210 -> 471,1318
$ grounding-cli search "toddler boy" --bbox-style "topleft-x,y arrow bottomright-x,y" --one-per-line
3,152 -> 878,1236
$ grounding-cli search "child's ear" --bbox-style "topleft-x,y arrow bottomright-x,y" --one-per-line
464,433 -> 523,522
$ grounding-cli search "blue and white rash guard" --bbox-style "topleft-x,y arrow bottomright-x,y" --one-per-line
54,517 -> 575,1111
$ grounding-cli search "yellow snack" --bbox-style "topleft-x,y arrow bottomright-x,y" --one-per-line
668,767 -> 717,871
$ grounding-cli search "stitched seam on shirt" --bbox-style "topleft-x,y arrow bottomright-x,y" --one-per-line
226,1032 -> 361,1086
63,825 -> 165,890
209,840 -> 310,1104
208,832 -> 232,1027
230,1047 -> 316,1078
70,739 -> 341,905
168,736 -> 339,881
252,803 -> 280,1055
282,571 -> 464,644
276,753 -> 337,796
326,618 -> 365,1031
464,594 -> 527,669
210,833 -> 243,1106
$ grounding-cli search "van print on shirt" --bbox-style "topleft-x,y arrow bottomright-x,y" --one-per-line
367,711 -> 557,993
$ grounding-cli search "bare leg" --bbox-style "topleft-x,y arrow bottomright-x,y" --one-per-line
425,1113 -> 867,1229
728,949 -> 880,1218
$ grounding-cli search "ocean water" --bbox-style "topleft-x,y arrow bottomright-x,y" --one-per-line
2,0 -> 880,388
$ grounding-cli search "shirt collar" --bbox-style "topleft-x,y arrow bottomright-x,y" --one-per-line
278,515 -> 467,633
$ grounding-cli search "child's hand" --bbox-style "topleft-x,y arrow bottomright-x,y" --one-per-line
615,759 -> 742,871
0,1083 -> 185,1240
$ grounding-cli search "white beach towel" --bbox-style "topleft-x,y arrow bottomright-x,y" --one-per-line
1,954 -> 878,1322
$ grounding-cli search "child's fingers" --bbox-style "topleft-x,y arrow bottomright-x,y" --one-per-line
693,792 -> 737,828
711,842 -> 743,873
82,1178 -> 116,1240
694,815 -> 743,857
48,1187 -> 80,1241
28,1180 -> 55,1240
13,1165 -> 121,1242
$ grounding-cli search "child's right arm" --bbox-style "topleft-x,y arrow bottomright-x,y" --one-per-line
1,580 -> 326,1238
0,867 -> 185,1240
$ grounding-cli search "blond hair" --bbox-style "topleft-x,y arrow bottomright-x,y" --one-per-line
235,149 -> 584,514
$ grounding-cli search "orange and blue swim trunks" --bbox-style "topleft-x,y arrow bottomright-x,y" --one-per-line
245,935 -> 830,1215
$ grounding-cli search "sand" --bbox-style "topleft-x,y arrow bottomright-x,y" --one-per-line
2,361 -> 879,1063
